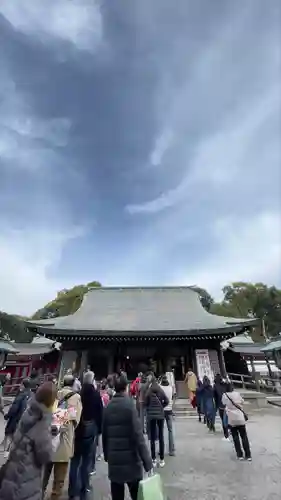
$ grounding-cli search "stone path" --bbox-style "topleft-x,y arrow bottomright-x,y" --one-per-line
1,408 -> 281,499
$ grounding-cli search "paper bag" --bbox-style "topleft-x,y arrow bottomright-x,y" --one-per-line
137,474 -> 164,500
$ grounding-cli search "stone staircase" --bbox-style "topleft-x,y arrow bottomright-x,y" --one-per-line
173,398 -> 199,418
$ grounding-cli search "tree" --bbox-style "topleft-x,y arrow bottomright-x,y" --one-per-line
192,286 -> 214,311
0,312 -> 33,343
220,282 -> 281,338
32,281 -> 101,320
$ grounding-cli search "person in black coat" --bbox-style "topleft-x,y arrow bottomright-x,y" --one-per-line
3,378 -> 32,457
68,371 -> 103,500
144,376 -> 169,467
202,376 -> 216,432
102,372 -> 152,500
195,379 -> 205,423
213,373 -> 229,439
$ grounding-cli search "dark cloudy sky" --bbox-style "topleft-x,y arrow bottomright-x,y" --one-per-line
0,0 -> 280,315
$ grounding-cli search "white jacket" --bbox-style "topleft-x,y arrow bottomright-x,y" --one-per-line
222,391 -> 246,426
160,384 -> 173,412
166,372 -> 176,396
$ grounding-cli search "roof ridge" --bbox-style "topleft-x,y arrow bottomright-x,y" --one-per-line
88,286 -> 195,291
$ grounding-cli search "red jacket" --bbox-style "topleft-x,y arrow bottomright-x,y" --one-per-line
130,377 -> 141,397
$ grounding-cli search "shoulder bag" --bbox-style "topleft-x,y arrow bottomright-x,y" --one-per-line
58,391 -> 76,408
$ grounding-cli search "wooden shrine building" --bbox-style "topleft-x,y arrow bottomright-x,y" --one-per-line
26,287 -> 259,388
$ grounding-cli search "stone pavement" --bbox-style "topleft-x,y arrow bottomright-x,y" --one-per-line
0,408 -> 280,500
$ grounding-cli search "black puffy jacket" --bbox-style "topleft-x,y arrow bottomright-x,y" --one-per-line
102,393 -> 152,484
144,383 -> 169,421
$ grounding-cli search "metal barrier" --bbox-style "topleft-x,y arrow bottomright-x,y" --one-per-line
228,372 -> 281,394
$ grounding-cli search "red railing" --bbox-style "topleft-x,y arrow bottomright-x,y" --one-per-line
3,372 -> 58,397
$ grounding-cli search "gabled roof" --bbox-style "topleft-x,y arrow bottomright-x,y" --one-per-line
230,343 -> 266,356
261,338 -> 281,353
26,287 -> 259,336
0,340 -> 19,354
221,334 -> 266,356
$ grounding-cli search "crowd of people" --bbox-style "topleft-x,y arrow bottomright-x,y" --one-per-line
0,366 -> 251,500
193,372 -> 252,461
0,367 -> 177,500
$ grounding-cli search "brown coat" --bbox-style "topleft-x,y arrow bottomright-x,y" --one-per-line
52,387 -> 82,463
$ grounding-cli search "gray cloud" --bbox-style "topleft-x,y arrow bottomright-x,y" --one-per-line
0,0 -> 280,313
1,0 -> 103,52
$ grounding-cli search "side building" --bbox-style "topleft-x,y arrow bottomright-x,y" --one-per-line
25,286 -> 259,393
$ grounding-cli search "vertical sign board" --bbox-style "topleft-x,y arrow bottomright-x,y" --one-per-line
195,349 -> 214,384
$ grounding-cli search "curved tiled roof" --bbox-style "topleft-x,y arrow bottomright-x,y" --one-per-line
26,286 -> 258,335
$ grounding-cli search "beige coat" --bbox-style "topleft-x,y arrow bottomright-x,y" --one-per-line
185,371 -> 197,393
53,387 -> 82,463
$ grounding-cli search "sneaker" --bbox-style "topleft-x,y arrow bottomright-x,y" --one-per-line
237,456 -> 244,461
89,470 -> 96,476
3,451 -> 9,460
246,457 -> 252,462
96,455 -> 102,462
152,460 -> 157,468
159,460 -> 165,468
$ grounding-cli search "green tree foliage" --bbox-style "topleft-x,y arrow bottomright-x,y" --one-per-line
220,282 -> 281,338
0,312 -> 33,343
193,283 -> 281,340
32,281 -> 101,320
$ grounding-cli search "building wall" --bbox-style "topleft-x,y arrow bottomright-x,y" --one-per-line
59,338 -> 223,386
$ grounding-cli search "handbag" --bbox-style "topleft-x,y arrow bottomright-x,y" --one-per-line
137,474 -> 164,500
225,394 -> 248,422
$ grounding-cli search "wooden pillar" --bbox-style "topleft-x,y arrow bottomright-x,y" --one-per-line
108,353 -> 114,374
250,358 -> 260,391
218,347 -> 227,378
187,344 -> 194,372
80,351 -> 88,375
265,356 -> 273,378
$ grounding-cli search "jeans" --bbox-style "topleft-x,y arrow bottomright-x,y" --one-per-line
111,481 -> 140,500
91,434 -> 98,471
149,419 -> 164,460
219,408 -> 229,438
137,403 -> 146,433
96,434 -> 102,457
205,403 -> 216,430
230,425 -> 251,459
69,446 -> 94,499
164,411 -> 175,454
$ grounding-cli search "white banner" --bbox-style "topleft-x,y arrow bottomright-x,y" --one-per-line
195,349 -> 214,384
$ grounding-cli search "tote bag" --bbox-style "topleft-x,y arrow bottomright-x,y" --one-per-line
137,474 -> 165,500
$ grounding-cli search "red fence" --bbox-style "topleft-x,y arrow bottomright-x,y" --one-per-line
3,371 -> 58,397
